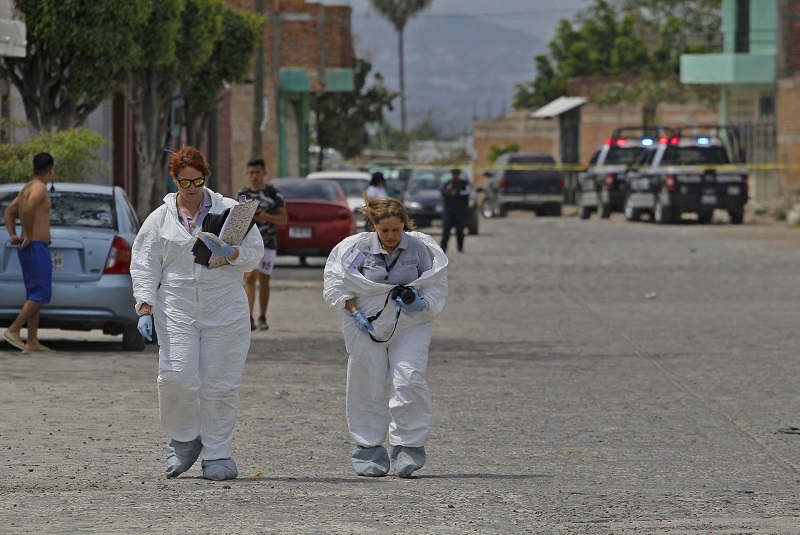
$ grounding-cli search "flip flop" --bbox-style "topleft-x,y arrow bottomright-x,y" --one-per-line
23,345 -> 55,353
3,332 -> 26,351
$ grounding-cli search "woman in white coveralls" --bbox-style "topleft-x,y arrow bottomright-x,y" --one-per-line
323,196 -> 448,477
131,146 -> 264,481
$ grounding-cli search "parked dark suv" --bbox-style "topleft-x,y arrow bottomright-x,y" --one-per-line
481,152 -> 563,218
402,167 -> 480,234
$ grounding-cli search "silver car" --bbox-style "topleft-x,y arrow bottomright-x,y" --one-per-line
0,183 -> 145,350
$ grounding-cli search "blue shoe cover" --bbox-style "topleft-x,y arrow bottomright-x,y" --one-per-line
165,437 -> 202,478
351,445 -> 390,477
201,457 -> 238,481
391,445 -> 426,478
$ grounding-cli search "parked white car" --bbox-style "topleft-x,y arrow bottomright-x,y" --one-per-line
306,171 -> 371,228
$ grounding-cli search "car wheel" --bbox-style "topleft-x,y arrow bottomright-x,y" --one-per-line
599,202 -> 611,219
623,197 -> 641,222
654,199 -> 673,225
549,203 -> 562,217
728,208 -> 744,224
122,323 -> 146,351
697,210 -> 713,224
480,197 -> 495,219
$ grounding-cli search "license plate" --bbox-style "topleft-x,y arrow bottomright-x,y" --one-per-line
701,194 -> 718,205
51,252 -> 63,272
728,185 -> 741,195
289,227 -> 312,239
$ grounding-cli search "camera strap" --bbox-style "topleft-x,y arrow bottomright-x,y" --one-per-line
381,253 -> 400,283
367,288 -> 402,344
364,251 -> 403,343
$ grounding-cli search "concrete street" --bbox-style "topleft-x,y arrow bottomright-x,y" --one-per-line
2,212 -> 800,534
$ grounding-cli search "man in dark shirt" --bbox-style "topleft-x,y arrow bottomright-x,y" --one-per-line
439,168 -> 472,253
237,157 -> 287,330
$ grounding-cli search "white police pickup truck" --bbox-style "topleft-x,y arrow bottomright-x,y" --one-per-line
621,126 -> 749,224
577,126 -> 672,220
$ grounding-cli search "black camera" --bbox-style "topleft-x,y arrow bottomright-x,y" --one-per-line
391,285 -> 417,305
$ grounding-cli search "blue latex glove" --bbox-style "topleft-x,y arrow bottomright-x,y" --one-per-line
201,235 -> 235,259
137,315 -> 153,341
351,310 -> 374,333
396,288 -> 427,313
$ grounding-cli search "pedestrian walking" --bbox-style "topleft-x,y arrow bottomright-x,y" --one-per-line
130,145 -> 264,481
323,196 -> 448,478
365,171 -> 389,200
440,167 -> 472,253
2,152 -> 56,353
237,157 -> 287,331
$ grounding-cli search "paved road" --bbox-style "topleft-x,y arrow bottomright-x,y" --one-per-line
3,213 -> 800,534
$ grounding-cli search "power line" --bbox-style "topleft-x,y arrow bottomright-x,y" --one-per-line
354,7 -> 581,21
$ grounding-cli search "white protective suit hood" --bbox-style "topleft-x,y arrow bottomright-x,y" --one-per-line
323,231 -> 448,339
131,188 -> 264,313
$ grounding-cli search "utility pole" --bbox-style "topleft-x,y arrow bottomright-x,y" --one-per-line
251,0 -> 265,158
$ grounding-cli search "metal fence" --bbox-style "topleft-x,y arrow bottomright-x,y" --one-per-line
732,121 -> 778,203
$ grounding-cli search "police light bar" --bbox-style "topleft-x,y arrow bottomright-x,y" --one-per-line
642,138 -> 654,146
697,137 -> 711,145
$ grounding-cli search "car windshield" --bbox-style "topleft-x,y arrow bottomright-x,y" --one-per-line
326,178 -> 368,196
276,181 -> 341,201
0,190 -> 117,229
605,147 -> 647,165
408,170 -> 461,191
662,146 -> 731,165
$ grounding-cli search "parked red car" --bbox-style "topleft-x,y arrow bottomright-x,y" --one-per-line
273,178 -> 357,265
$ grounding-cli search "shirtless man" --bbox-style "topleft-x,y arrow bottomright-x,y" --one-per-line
3,153 -> 55,352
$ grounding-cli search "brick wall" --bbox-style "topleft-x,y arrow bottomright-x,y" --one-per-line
472,111 -> 559,171
776,76 -> 800,192
222,0 -> 353,193
473,102 -> 720,174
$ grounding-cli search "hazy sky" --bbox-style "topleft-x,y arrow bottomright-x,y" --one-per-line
315,0 -> 590,131
320,0 -> 589,41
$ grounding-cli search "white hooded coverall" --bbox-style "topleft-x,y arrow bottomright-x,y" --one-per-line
131,190 -> 264,461
323,231 -> 448,448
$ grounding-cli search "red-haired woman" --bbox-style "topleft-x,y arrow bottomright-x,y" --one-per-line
131,146 -> 264,481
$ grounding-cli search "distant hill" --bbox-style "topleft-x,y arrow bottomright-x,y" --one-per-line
352,14 -> 548,135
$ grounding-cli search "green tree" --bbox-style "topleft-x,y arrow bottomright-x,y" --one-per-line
513,0 -> 721,119
127,0 -> 259,217
311,58 -> 396,169
0,1 -> 150,132
181,9 -> 263,147
369,0 -> 434,132
0,127 -> 106,183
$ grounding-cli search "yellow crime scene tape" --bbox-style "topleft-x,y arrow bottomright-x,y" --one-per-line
358,163 -> 796,172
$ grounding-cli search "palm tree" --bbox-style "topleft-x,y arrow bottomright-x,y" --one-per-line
369,0 -> 433,132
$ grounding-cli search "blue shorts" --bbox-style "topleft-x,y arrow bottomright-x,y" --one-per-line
18,241 -> 53,304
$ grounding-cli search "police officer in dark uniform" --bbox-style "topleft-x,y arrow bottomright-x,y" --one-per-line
439,168 -> 472,253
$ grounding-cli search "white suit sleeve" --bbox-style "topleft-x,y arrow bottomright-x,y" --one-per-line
130,212 -> 164,312
410,232 -> 448,317
323,236 -> 356,310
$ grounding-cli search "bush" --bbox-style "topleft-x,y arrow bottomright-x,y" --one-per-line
0,128 -> 107,184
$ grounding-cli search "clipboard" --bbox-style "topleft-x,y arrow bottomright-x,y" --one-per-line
192,199 -> 260,268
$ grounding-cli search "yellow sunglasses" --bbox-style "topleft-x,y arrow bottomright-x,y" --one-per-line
177,176 -> 206,188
